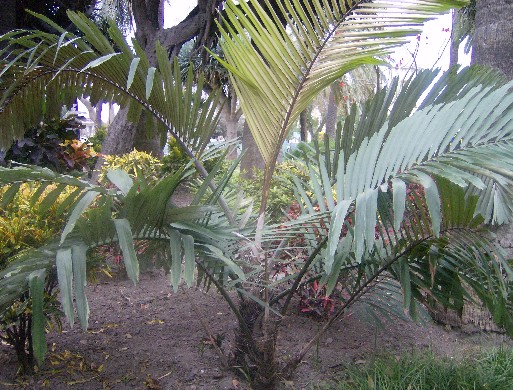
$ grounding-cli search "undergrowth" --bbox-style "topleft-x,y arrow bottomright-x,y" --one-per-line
317,348 -> 513,390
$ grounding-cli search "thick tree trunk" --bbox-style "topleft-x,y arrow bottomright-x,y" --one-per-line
95,0 -> 221,169
432,0 -> 513,332
471,0 -> 513,79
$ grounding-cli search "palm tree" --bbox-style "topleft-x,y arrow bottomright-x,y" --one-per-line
2,1 -> 513,388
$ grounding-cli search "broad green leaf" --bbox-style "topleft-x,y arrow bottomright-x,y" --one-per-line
28,269 -> 47,365
61,191 -> 99,244
106,169 -> 133,196
392,178 -> 407,231
72,244 -> 89,330
326,200 -> 351,273
202,244 -> 246,281
146,67 -> 156,100
415,171 -> 441,237
82,53 -> 120,70
56,248 -> 74,327
114,219 -> 139,284
1,182 -> 21,208
182,234 -> 195,287
169,230 -> 182,292
127,57 -> 141,90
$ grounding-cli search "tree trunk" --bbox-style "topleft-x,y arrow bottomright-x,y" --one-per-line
325,83 -> 338,138
471,0 -> 513,79
431,0 -> 513,332
221,93 -> 242,160
299,106 -> 313,142
449,9 -> 463,68
94,102 -> 102,129
241,121 -> 265,179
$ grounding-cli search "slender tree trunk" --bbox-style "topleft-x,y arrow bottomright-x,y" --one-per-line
241,121 -> 265,179
325,83 -> 338,138
221,93 -> 242,160
449,9 -> 462,68
299,106 -> 313,142
94,102 -> 102,129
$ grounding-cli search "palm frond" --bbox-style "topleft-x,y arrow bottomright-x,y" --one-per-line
0,12 -> 220,158
286,68 -> 513,269
216,0 -> 468,166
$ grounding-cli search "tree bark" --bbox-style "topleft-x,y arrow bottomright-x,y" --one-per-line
431,0 -> 513,333
449,9 -> 463,68
324,83 -> 338,138
220,92 -> 242,160
471,0 -> 513,79
96,0 -> 223,170
241,121 -> 265,179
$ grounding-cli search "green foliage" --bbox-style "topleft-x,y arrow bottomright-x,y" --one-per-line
4,1 -> 513,387
99,150 -> 163,184
1,117 -> 95,174
0,184 -> 66,373
321,349 -> 513,390
86,126 -> 108,153
160,136 -> 191,175
0,184 -> 65,269
236,160 -> 309,222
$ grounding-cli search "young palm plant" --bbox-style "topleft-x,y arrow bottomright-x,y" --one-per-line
2,0 -> 513,388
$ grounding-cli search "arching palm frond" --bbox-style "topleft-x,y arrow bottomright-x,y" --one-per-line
264,67 -> 513,338
216,0 -> 468,168
0,163 -> 245,364
0,11 -> 220,158
286,67 -> 513,269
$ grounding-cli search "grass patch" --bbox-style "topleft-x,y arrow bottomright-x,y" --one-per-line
318,348 -> 513,389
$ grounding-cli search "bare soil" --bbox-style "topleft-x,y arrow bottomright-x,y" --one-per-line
1,270 -> 512,390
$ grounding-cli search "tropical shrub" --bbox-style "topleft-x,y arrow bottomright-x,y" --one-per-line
0,184 -> 65,269
2,2 -> 513,390
0,184 -> 66,373
160,136 -> 190,175
86,126 -> 107,153
234,160 -> 309,222
0,117 -> 94,174
99,149 -> 163,184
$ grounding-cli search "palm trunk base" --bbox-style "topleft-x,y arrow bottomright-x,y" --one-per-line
231,299 -> 280,389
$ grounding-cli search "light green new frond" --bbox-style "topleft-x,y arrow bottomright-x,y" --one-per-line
218,0 -> 467,165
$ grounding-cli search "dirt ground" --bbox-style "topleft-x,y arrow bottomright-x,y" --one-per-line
1,269 -> 512,390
